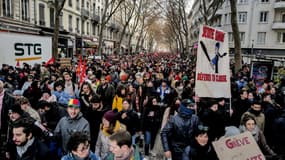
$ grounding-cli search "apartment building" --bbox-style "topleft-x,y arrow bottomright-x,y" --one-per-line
189,0 -> 285,58
0,0 -> 123,56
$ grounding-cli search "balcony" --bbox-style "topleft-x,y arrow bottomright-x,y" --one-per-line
81,9 -> 89,20
91,13 -> 100,23
272,21 -> 285,29
274,0 -> 285,9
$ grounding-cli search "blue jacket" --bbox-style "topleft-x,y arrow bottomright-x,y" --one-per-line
61,151 -> 100,160
52,90 -> 74,106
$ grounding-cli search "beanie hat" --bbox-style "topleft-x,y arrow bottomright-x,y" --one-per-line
105,75 -> 111,82
103,110 -> 118,123
68,98 -> 81,108
224,126 -> 241,137
10,103 -> 24,115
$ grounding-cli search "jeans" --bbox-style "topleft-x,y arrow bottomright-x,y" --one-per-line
144,131 -> 151,145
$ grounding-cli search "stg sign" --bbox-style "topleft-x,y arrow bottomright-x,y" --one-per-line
0,32 -> 51,66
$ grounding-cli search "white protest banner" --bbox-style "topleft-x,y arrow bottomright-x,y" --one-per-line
212,131 -> 265,160
195,25 -> 231,98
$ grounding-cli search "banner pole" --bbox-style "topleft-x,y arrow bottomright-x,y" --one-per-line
229,97 -> 232,117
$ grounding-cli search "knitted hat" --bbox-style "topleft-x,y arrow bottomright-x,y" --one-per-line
103,110 -> 118,123
224,126 -> 241,137
68,99 -> 81,108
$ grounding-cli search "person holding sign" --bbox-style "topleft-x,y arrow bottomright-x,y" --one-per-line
239,115 -> 277,158
181,125 -> 218,160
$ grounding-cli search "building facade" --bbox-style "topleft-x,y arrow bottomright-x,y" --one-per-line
0,0 -> 127,57
189,0 -> 285,58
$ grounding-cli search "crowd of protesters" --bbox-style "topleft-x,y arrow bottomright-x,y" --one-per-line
0,53 -> 285,160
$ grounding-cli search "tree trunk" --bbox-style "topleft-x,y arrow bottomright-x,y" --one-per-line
52,14 -> 60,59
98,23 -> 105,56
230,0 -> 242,73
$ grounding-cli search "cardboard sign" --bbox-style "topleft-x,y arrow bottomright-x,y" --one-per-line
195,25 -> 231,98
212,132 -> 265,160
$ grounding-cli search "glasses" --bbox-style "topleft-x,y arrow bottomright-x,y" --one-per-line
198,125 -> 209,132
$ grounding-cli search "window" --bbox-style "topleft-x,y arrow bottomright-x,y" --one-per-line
21,0 -> 29,21
238,12 -> 247,23
228,32 -> 233,42
69,15 -> 73,32
76,0 -> 80,10
76,18 -> 80,33
82,0 -> 85,7
69,0 -> 72,7
238,0 -> 248,4
87,22 -> 89,35
82,20 -> 85,34
259,11 -> 268,22
257,32 -> 266,44
224,14 -> 228,24
50,8 -> 55,27
282,14 -> 285,22
39,4 -> 45,26
277,32 -> 285,43
3,0 -> 13,17
240,32 -> 245,43
93,3 -> 96,15
59,12 -> 63,29
260,0 -> 269,2
92,24 -> 96,35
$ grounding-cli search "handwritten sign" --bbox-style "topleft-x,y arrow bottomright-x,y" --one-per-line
212,132 -> 265,160
195,25 -> 231,98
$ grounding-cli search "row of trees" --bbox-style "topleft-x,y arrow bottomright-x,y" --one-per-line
52,0 -> 160,58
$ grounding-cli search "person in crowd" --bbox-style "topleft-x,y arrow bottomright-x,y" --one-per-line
161,99 -> 200,160
156,80 -> 172,106
61,132 -> 100,160
262,93 -> 281,147
240,115 -> 277,157
23,80 -> 42,109
118,98 -> 140,144
199,99 -> 226,141
272,109 -> 285,158
241,99 -> 265,132
230,89 -> 251,127
85,95 -> 108,152
19,97 -> 42,122
96,110 -> 126,158
0,79 -> 15,142
161,97 -> 181,130
54,98 -> 90,155
236,76 -> 248,91
105,130 -> 142,160
8,117 -> 50,160
96,76 -> 116,110
245,78 -> 257,93
37,100 -> 67,130
79,81 -> 97,114
63,72 -> 78,98
21,74 -> 34,94
52,80 -> 74,107
40,89 -> 57,102
182,125 -> 218,160
112,85 -> 127,112
142,97 -> 161,156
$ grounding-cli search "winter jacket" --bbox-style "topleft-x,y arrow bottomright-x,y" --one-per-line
9,137 -> 50,160
52,90 -> 74,106
96,84 -> 115,110
241,109 -> 265,132
161,106 -> 200,159
112,95 -> 123,112
95,122 -> 126,158
61,151 -> 100,160
44,102 -> 67,130
119,109 -> 140,135
0,90 -> 15,132
54,112 -> 90,153
272,110 -> 285,154
104,145 -> 142,160
182,141 -> 218,160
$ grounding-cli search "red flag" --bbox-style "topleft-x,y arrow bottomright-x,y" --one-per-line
76,55 -> 82,77
80,58 -> 86,84
45,57 -> 55,67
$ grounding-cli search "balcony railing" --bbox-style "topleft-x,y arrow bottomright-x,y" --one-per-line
274,0 -> 285,9
272,21 -> 285,29
81,9 -> 89,20
91,13 -> 100,23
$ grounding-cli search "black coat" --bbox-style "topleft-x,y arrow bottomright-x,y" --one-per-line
119,109 -> 140,135
182,141 -> 218,160
161,111 -> 200,159
0,90 -> 15,132
272,111 -> 285,154
44,102 -> 67,130
230,98 -> 250,127
9,138 -> 50,160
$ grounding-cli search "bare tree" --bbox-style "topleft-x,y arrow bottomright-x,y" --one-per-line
230,0 -> 242,73
116,0 -> 136,54
199,0 -> 225,25
52,0 -> 66,59
98,0 -> 124,56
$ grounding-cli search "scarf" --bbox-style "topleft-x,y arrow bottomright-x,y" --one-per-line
239,125 -> 260,142
179,104 -> 193,118
16,137 -> 35,158
102,121 -> 121,136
